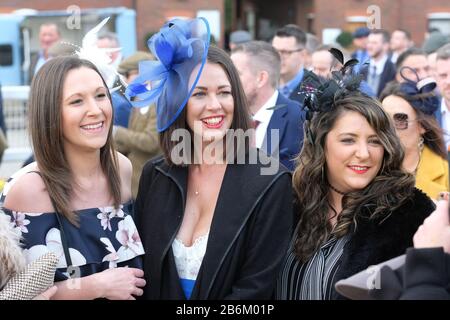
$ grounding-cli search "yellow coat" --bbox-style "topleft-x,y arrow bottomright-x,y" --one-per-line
415,146 -> 449,200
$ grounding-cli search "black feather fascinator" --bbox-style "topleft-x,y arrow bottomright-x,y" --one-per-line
300,48 -> 365,143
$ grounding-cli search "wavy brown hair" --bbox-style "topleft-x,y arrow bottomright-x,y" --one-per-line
292,93 -> 415,263
380,81 -> 447,159
29,57 -> 121,225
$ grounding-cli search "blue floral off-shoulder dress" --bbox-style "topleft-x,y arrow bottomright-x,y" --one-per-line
0,165 -> 145,281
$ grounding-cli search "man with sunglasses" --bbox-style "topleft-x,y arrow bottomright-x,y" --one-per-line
272,24 -> 313,104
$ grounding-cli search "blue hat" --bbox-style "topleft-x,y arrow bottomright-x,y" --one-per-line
399,67 -> 439,115
352,27 -> 370,39
125,17 -> 210,132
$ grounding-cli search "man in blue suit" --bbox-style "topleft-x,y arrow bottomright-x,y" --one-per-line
231,41 -> 304,171
362,29 -> 396,98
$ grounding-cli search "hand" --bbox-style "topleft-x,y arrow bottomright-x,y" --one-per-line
95,267 -> 146,300
413,200 -> 450,253
437,191 -> 449,201
33,286 -> 58,300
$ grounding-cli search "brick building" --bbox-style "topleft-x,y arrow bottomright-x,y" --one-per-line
1,0 -> 449,49
234,0 -> 450,47
0,0 -> 225,49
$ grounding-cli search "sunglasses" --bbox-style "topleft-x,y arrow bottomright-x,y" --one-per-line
392,113 -> 417,130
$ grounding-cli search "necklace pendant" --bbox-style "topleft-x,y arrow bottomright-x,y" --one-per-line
195,191 -> 199,195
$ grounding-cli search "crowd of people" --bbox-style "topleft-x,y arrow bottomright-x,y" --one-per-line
0,16 -> 449,300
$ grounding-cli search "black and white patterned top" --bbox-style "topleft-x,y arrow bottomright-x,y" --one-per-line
276,232 -> 349,300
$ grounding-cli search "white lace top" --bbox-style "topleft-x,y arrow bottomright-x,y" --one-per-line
172,232 -> 209,281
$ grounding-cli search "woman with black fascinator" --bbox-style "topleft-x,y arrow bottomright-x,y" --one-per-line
276,49 -> 436,300
380,68 -> 448,200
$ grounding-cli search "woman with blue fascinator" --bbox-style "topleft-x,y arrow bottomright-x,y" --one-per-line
276,49 -> 435,300
126,18 -> 293,299
380,69 -> 449,200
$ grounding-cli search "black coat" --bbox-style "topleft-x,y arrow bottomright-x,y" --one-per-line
333,188 -> 435,299
134,152 -> 294,299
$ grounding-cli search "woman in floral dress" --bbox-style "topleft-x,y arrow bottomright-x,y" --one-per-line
1,57 -> 145,299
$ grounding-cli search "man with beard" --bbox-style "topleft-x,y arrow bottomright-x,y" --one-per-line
390,29 -> 412,64
231,41 -> 304,170
364,29 -> 396,97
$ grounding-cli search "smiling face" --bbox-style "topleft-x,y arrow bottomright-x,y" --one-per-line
325,111 -> 384,193
186,62 -> 234,144
39,24 -> 60,52
61,66 -> 112,154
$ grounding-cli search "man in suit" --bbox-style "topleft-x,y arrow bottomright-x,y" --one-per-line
435,44 -> 450,149
29,23 -> 60,84
390,29 -> 413,64
364,29 -> 396,98
231,41 -> 304,170
271,24 -> 312,104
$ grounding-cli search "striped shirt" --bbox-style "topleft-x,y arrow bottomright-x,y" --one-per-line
276,233 -> 349,300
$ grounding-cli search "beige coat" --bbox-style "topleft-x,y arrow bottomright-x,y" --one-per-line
114,106 -> 161,198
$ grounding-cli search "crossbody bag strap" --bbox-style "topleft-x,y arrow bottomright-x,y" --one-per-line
50,197 -> 73,269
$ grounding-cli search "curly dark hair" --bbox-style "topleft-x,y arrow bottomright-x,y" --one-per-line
292,93 -> 415,263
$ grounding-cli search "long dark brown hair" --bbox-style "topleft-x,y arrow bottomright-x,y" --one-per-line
159,45 -> 251,165
28,57 -> 121,225
380,81 -> 447,159
292,93 -> 415,263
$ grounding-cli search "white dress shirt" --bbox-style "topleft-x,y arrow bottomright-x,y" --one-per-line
369,54 -> 388,76
253,91 -> 278,149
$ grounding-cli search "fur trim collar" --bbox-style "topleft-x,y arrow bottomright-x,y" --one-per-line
0,212 -> 25,289
334,188 -> 435,299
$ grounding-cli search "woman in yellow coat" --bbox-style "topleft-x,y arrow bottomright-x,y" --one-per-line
381,75 -> 448,200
